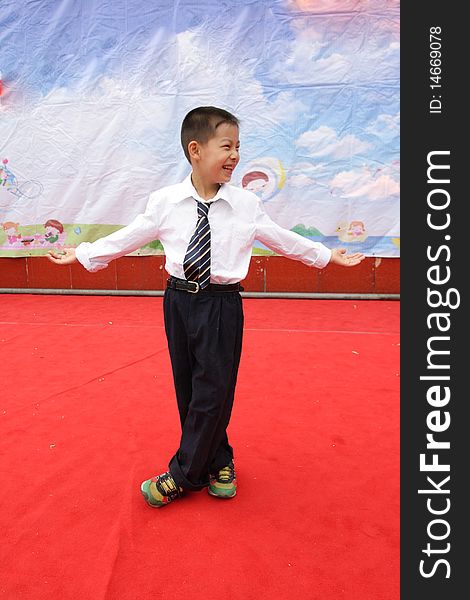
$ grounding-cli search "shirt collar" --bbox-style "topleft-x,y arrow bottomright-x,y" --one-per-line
174,174 -> 235,208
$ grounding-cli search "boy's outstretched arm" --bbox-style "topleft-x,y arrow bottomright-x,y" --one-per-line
45,194 -> 161,272
47,248 -> 77,265
329,247 -> 365,267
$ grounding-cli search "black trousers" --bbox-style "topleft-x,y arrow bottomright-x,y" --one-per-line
163,287 -> 244,491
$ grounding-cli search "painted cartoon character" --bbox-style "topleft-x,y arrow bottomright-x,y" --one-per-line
348,220 -> 366,237
0,158 -> 43,199
242,171 -> 270,195
1,221 -> 21,244
0,159 -> 19,194
238,158 -> 285,202
336,220 -> 368,243
0,162 -> 7,186
44,219 -> 64,244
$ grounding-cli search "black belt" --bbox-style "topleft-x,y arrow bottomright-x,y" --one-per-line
167,276 -> 243,294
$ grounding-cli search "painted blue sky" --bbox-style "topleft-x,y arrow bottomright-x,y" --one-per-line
1,0 -> 399,253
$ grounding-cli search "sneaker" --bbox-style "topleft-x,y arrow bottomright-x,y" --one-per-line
140,471 -> 183,507
208,461 -> 237,498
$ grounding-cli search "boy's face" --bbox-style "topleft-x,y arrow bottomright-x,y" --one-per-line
195,123 -> 240,185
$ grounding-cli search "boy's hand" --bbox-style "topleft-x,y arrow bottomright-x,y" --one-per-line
329,247 -> 365,267
47,248 -> 77,265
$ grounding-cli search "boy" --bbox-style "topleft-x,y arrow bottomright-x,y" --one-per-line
48,106 -> 364,508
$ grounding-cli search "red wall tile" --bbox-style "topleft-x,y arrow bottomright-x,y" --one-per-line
0,258 -> 28,288
241,257 -> 266,292
265,256 -> 320,293
116,255 -> 165,290
70,260 -> 117,290
318,257 -> 375,293
374,257 -> 400,294
26,257 -> 72,289
0,256 -> 400,294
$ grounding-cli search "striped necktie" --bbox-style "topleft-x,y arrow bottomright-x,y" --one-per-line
183,200 -> 211,288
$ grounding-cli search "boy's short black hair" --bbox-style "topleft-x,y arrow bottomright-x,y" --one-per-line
181,106 -> 239,163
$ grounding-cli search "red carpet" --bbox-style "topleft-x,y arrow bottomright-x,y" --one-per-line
0,294 -> 399,599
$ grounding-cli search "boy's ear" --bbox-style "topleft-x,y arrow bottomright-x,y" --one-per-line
187,140 -> 200,161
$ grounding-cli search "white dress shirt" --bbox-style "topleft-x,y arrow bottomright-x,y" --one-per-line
75,174 -> 332,283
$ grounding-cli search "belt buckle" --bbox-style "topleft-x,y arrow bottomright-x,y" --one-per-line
187,281 -> 200,293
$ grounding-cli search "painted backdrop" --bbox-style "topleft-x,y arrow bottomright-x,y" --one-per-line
0,0 -> 399,258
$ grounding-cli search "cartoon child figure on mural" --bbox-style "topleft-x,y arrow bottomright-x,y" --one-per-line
239,157 -> 285,203
348,220 -> 366,238
1,221 -> 21,244
241,171 -> 269,195
44,219 -> 64,245
0,159 -> 18,193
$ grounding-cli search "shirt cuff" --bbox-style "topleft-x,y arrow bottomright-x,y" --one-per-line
75,242 -> 109,272
314,245 -> 332,269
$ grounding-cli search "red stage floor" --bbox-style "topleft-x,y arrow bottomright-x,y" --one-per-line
0,294 -> 399,600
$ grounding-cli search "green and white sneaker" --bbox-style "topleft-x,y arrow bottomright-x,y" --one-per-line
208,461 -> 237,498
140,472 -> 183,507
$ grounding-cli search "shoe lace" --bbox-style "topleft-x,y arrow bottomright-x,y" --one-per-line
156,472 -> 182,500
218,464 -> 235,483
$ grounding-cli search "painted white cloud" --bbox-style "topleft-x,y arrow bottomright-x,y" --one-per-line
286,161 -> 328,189
271,28 -> 352,84
366,112 -> 400,143
271,17 -> 399,85
288,173 -> 317,188
330,165 -> 399,200
296,125 -> 371,159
